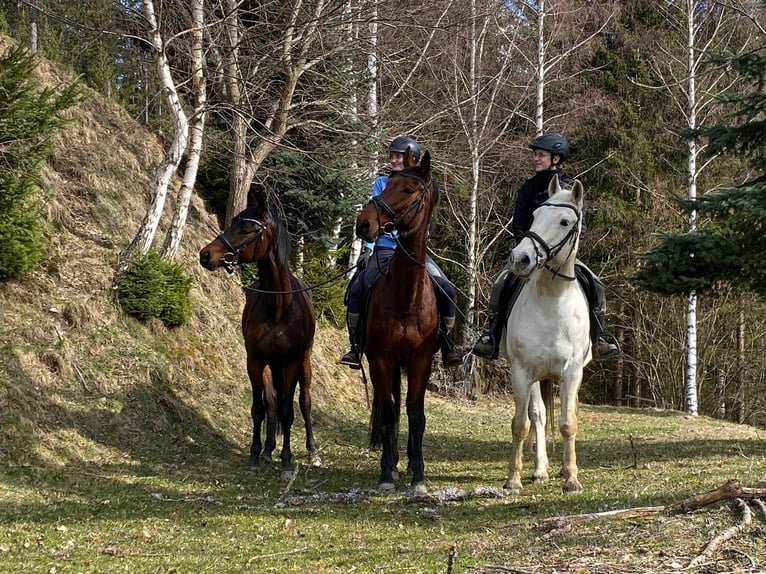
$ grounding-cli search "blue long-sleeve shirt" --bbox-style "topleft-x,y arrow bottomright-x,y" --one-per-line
365,174 -> 398,251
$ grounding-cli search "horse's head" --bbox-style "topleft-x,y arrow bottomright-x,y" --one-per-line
356,151 -> 438,243
510,176 -> 584,279
199,198 -> 289,273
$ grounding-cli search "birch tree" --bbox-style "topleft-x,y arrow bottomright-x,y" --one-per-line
637,0 -> 753,415
160,0 -> 206,259
116,0 -> 188,276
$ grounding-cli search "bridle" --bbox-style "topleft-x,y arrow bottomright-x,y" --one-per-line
216,212 -> 272,274
522,201 -> 581,281
368,172 -> 433,265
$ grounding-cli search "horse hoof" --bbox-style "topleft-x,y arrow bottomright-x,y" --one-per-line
503,479 -> 523,494
562,478 -> 583,493
378,482 -> 396,493
391,469 -> 400,481
261,453 -> 272,464
281,468 -> 297,481
248,463 -> 260,471
533,472 -> 549,483
410,482 -> 428,496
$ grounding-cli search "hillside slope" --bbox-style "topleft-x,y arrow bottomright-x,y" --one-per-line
0,44 -> 362,471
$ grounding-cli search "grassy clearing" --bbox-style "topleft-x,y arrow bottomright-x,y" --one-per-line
1,44 -> 764,574
1,393 -> 764,574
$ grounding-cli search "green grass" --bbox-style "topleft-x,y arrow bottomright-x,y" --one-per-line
1,395 -> 764,574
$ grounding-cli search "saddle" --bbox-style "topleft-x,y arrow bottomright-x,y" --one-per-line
354,260 -> 443,357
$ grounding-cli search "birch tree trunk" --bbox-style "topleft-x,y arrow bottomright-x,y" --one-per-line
347,0 -> 379,278
116,0 -> 189,277
685,0 -> 698,415
161,0 -> 206,260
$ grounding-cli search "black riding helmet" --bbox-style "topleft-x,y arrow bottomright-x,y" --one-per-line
529,133 -> 569,162
388,136 -> 421,164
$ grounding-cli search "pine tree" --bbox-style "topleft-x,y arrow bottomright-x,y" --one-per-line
0,46 -> 80,279
635,51 -> 766,297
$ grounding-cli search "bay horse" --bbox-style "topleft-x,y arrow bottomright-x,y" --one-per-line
355,150 -> 440,494
502,175 -> 590,493
199,195 -> 319,478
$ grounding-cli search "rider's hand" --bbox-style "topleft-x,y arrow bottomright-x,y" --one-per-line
357,247 -> 372,268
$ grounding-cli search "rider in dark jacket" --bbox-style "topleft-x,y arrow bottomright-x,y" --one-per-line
472,133 -> 620,361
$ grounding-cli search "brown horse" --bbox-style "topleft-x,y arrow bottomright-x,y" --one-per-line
355,150 -> 440,494
199,195 -> 319,477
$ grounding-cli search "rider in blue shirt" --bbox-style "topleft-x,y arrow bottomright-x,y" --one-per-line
340,136 -> 461,369
471,133 -> 621,361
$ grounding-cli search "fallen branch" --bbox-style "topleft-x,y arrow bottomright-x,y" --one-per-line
666,479 -> 766,514
541,479 -> 766,529
686,498 -> 751,569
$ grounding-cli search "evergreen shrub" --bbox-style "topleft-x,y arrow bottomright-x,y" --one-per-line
0,45 -> 80,280
116,251 -> 192,327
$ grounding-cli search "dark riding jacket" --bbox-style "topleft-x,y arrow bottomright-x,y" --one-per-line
511,168 -> 584,244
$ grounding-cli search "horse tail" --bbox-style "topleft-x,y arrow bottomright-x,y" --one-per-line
270,366 -> 284,436
541,379 -> 555,451
368,368 -> 401,449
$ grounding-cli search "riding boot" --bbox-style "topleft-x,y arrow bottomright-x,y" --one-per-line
472,308 -> 501,360
592,305 -> 622,360
339,312 -> 362,369
439,316 -> 462,367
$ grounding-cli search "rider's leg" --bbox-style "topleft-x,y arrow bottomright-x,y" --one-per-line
472,264 -> 512,360
425,257 -> 462,367
340,271 -> 366,369
575,262 -> 621,359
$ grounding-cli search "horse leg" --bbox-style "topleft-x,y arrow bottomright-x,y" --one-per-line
405,359 -> 431,495
368,362 -> 399,491
247,360 -> 272,469
558,367 -> 584,493
528,380 -> 550,483
273,367 -> 297,479
504,366 -> 532,493
297,353 -> 320,468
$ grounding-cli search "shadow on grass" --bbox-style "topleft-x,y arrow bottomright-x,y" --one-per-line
1,355 -> 763,534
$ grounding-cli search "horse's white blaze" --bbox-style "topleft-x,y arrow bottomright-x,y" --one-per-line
502,176 -> 591,494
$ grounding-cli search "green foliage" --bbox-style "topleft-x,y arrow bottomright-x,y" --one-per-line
0,45 -> 80,280
116,251 -> 193,327
301,244 -> 348,327
635,52 -> 766,298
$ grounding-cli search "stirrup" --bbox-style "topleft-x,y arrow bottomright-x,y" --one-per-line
595,339 -> 621,360
340,348 -> 362,369
442,348 -> 463,368
471,334 -> 498,360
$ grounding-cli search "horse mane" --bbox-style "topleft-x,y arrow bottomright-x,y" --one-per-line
271,210 -> 291,269
242,198 -> 291,269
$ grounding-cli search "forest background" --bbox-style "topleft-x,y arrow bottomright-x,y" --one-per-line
2,0 -> 766,427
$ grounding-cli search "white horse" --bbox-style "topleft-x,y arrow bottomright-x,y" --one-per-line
501,175 -> 591,494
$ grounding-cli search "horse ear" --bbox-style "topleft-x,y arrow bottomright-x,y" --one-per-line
572,180 -> 584,205
548,174 -> 562,197
421,151 -> 431,172
404,148 -> 418,167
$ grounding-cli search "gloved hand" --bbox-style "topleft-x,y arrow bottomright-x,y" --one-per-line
357,247 -> 372,269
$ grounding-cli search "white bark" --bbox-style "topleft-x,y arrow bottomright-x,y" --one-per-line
117,0 -> 189,275
161,0 -> 206,260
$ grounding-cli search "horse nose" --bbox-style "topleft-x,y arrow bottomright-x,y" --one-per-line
356,220 -> 370,240
199,250 -> 210,267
